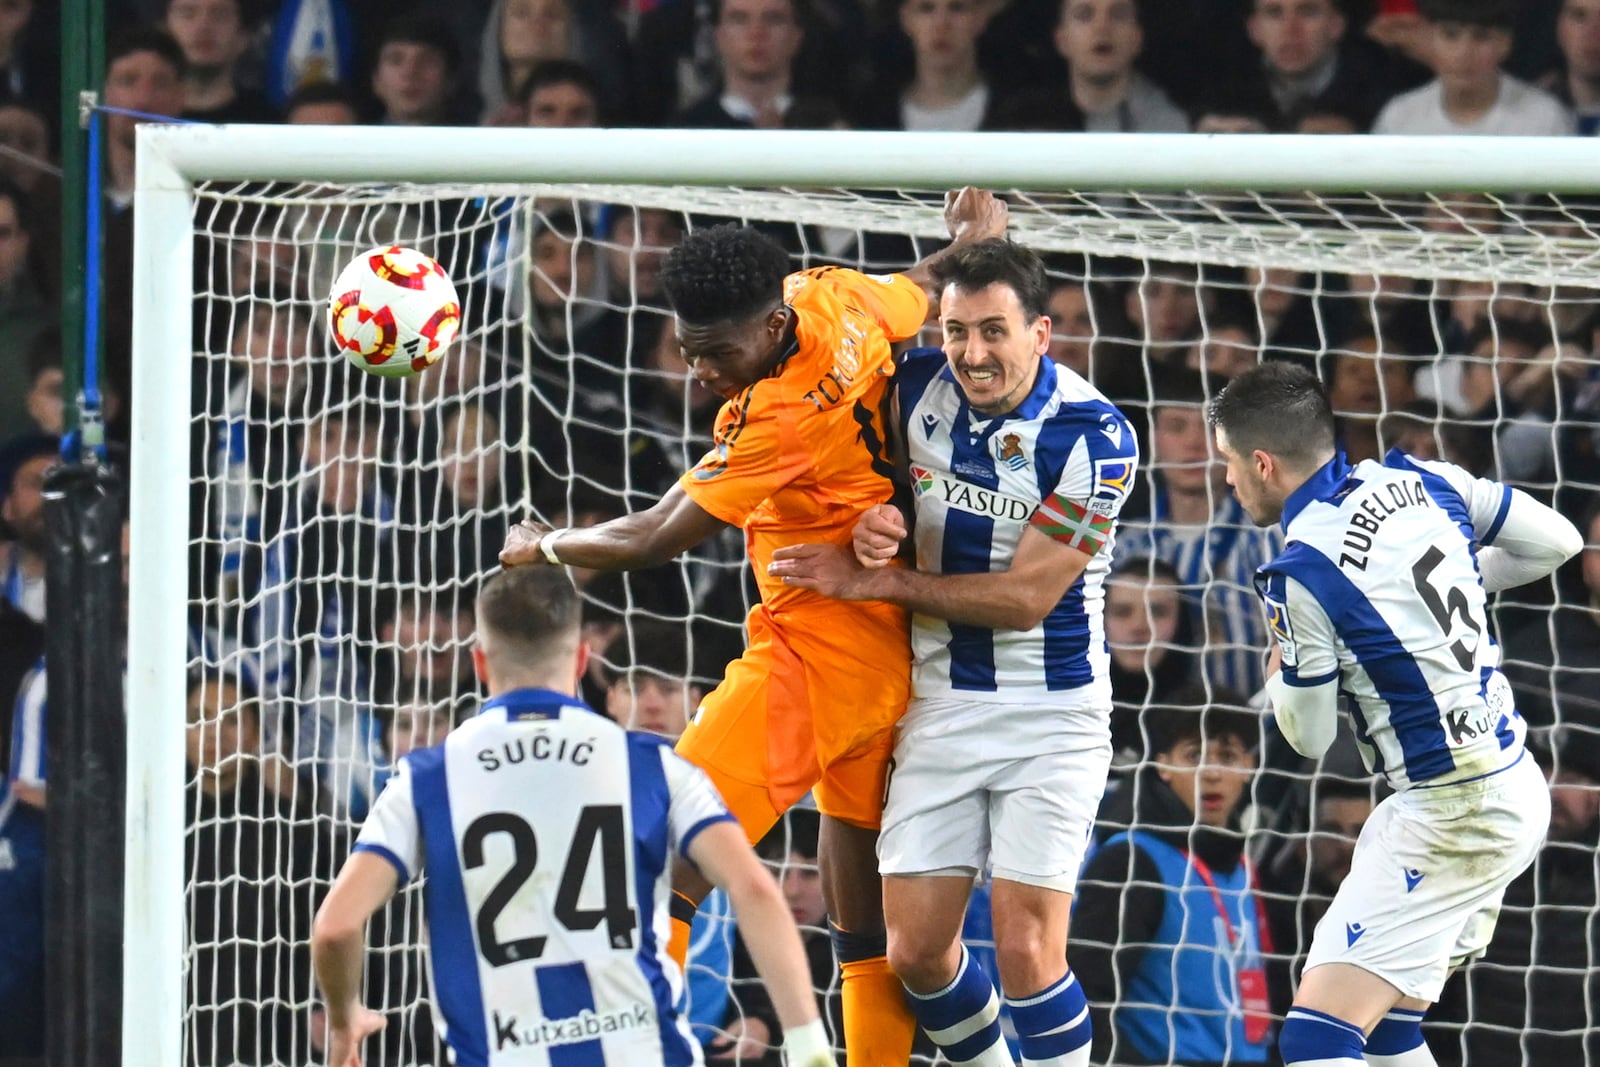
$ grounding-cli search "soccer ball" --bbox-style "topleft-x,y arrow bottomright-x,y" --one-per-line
327,246 -> 461,378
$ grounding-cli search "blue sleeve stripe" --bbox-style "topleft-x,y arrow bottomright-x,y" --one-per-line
1273,543 -> 1454,782
1482,485 -> 1513,545
352,842 -> 410,886
1282,666 -> 1340,688
677,813 -> 738,860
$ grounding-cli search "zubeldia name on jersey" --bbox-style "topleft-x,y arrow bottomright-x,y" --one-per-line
1335,475 -> 1432,572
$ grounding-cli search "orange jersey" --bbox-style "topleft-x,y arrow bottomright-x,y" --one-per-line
680,268 -> 929,612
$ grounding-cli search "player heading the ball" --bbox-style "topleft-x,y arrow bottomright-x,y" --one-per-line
1209,361 -> 1583,1067
500,188 -> 1009,1066
311,566 -> 834,1067
770,237 -> 1139,1067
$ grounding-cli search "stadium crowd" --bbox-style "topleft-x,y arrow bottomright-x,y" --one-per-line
2,0 -> 1600,1063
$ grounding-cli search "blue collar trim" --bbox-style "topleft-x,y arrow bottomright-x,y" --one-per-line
1281,451 -> 1354,532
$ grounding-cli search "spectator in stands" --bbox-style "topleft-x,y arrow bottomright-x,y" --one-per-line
854,0 -> 1000,131
715,809 -> 850,1061
1117,370 -> 1282,694
184,668 -> 334,1065
1073,692 -> 1273,1066
374,591 -> 473,710
1257,747 -> 1375,1017
1540,0 -> 1600,134
102,26 -> 186,404
605,625 -> 705,738
21,337 -> 62,434
1200,0 -> 1398,131
0,99 -> 58,297
674,0 -> 835,128
1455,316 -> 1559,484
1185,303 -> 1262,383
477,0 -> 629,125
0,178 -> 49,435
1500,498 -> 1600,728
0,432 -> 54,624
1435,732 -> 1600,1063
523,209 -> 606,354
1322,332 -> 1418,463
1108,262 -> 1213,396
283,81 -> 361,125
1045,274 -> 1110,382
382,699 -> 456,763
1373,0 -> 1574,136
165,0 -> 276,122
256,406 -> 395,817
1001,0 -> 1187,131
1103,556 -> 1200,767
369,13 -> 467,126
519,58 -> 603,127
0,0 -> 54,121
571,207 -> 685,400
0,653 -> 44,1058
414,400 -> 515,587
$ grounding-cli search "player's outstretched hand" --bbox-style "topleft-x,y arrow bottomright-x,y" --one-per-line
853,503 -> 906,568
768,543 -> 869,600
500,519 -> 553,567
945,186 -> 1008,244
325,1006 -> 384,1067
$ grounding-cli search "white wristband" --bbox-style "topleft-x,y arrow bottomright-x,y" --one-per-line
539,528 -> 566,566
781,1019 -> 831,1066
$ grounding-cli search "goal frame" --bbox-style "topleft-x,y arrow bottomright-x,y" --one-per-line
127,124 -> 1600,1066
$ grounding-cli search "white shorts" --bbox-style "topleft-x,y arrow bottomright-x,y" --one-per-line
1304,752 -> 1550,1003
877,695 -> 1112,894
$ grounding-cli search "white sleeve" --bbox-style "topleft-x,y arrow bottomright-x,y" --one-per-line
353,759 -> 422,884
1260,572 -> 1342,759
1397,453 -> 1514,544
661,747 -> 737,860
1475,490 -> 1584,592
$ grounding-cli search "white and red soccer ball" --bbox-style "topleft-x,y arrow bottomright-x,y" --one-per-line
327,245 -> 460,378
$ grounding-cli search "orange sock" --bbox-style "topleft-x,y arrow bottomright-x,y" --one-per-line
841,955 -> 916,1066
667,890 -> 698,971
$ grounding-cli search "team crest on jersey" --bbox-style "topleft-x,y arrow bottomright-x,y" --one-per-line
996,432 -> 1027,471
1263,594 -> 1297,668
1091,458 -> 1135,515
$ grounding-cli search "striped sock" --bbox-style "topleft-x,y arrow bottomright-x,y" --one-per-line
1365,1008 -> 1435,1066
904,945 -> 1015,1066
1004,969 -> 1092,1067
1280,1007 -> 1367,1067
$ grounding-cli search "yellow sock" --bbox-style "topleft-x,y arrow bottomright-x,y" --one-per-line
667,890 -> 698,971
840,955 -> 916,1067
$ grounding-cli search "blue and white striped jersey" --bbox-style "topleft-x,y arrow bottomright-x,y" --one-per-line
1116,485 -> 1283,694
895,349 -> 1139,702
355,687 -> 735,1066
1258,450 -> 1522,790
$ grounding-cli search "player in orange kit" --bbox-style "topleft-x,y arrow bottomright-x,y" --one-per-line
501,188 -> 1008,1065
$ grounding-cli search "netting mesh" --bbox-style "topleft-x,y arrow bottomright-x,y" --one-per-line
176,181 -> 1600,1065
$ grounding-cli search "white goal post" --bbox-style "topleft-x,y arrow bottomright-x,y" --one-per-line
128,125 -> 1600,1067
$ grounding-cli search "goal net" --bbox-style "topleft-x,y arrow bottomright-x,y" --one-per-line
130,128 -> 1600,1067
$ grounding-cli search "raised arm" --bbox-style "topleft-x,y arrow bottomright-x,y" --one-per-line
500,482 -> 729,571
688,820 -> 833,1066
900,187 -> 1011,311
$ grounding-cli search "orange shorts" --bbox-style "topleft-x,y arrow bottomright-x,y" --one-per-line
675,599 -> 909,840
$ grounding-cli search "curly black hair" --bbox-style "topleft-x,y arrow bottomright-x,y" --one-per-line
660,224 -> 790,326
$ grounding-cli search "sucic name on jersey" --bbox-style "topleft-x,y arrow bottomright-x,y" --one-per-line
476,733 -> 595,771
913,468 -> 1034,522
493,1004 -> 655,1049
1337,477 -> 1430,572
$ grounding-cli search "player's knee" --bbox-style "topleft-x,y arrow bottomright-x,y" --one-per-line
884,926 -> 959,992
994,939 -> 1065,998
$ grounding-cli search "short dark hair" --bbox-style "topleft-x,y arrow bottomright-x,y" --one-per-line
1144,684 -> 1259,756
1208,359 -> 1336,470
185,667 -> 262,727
375,12 -> 462,74
610,621 -> 693,684
661,224 -> 791,326
284,80 -> 361,117
929,238 -> 1049,322
476,566 -> 581,661
1417,0 -> 1515,28
1463,315 -> 1548,356
107,24 -> 186,79
758,806 -> 820,862
517,60 -> 601,109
